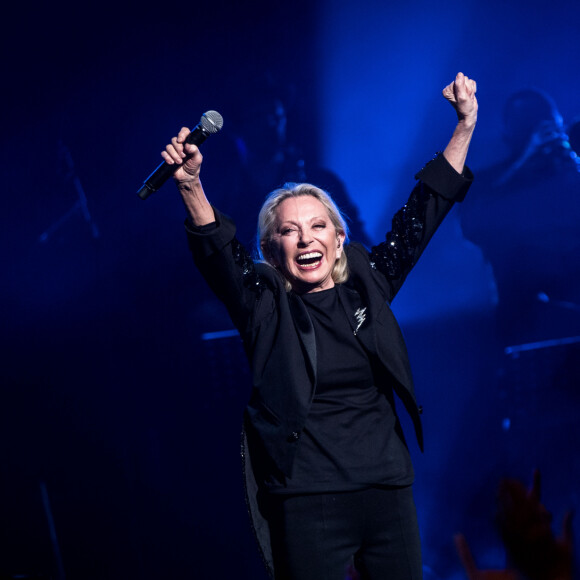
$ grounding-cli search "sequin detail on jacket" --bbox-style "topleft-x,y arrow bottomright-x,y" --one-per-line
231,237 -> 267,296
369,182 -> 431,279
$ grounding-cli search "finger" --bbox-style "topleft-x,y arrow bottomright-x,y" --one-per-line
176,126 -> 191,143
464,78 -> 477,97
456,74 -> 472,100
161,150 -> 173,164
171,136 -> 186,157
442,81 -> 456,101
164,143 -> 184,164
468,80 -> 477,97
184,143 -> 200,157
454,80 -> 472,106
463,76 -> 471,94
454,533 -> 478,579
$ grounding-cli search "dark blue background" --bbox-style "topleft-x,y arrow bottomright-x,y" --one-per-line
2,1 -> 579,578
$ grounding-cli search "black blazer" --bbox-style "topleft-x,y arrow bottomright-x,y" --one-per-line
186,153 -> 472,576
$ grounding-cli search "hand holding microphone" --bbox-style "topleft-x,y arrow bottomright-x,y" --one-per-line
162,126 -> 205,182
137,110 -> 223,200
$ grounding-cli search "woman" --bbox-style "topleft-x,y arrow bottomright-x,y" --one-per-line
163,72 -> 477,580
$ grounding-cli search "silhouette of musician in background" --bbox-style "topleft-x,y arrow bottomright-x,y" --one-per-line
459,93 -> 580,572
567,115 -> 580,157
460,88 -> 580,347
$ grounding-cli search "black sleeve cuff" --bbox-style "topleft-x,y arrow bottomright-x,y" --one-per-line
184,207 -> 238,261
414,152 -> 474,202
184,216 -> 218,234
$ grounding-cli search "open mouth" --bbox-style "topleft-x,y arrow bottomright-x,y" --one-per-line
296,251 -> 323,269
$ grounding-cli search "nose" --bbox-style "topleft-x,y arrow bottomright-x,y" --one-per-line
298,229 -> 313,246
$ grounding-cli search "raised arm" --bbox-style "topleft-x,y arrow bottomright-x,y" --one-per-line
367,73 -> 477,300
442,72 -> 478,174
161,126 -> 215,226
165,127 -> 275,333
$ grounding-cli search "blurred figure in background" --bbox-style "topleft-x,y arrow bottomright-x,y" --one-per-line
458,91 -> 580,580
493,90 -> 577,186
567,116 -> 580,157
460,88 -> 580,346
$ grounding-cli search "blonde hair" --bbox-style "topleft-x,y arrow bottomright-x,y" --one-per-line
257,183 -> 350,291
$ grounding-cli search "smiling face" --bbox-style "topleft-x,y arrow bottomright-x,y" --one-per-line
267,195 -> 345,294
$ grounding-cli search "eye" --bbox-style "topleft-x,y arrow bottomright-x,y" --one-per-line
281,227 -> 296,236
313,223 -> 326,230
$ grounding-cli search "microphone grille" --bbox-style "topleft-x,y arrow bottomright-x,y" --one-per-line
201,110 -> 224,134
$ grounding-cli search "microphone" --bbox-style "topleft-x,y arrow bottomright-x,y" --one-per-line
137,110 -> 223,200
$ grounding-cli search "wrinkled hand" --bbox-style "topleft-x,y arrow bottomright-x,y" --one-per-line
443,72 -> 478,125
161,126 -> 203,182
454,533 -> 518,580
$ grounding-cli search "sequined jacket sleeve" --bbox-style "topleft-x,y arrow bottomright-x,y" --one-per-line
184,210 -> 280,338
369,152 -> 473,301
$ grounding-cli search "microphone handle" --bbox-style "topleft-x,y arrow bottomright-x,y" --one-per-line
137,124 -> 211,200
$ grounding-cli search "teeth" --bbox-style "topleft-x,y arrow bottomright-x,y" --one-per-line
297,252 -> 322,262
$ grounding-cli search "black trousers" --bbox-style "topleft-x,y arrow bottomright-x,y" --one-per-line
266,486 -> 422,580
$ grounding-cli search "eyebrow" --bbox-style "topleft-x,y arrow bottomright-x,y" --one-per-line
278,216 -> 327,227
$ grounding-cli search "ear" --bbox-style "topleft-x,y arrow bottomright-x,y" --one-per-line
336,231 -> 346,259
